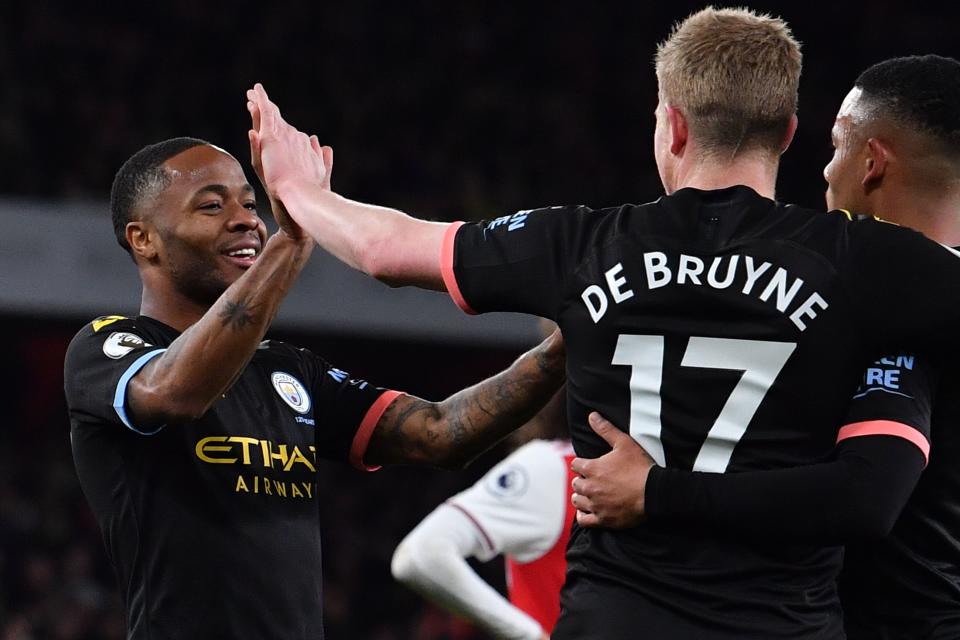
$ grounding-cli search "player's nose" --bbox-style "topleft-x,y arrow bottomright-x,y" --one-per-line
226,202 -> 261,232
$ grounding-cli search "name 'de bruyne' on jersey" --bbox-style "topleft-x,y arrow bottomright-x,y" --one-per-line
581,251 -> 829,331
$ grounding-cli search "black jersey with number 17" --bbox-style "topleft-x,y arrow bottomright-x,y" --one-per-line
439,186 -> 960,639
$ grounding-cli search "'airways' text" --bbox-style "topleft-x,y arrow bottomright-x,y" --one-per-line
581,252 -> 829,331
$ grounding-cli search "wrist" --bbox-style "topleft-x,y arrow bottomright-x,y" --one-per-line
265,229 -> 314,256
643,465 -> 663,519
273,176 -> 323,205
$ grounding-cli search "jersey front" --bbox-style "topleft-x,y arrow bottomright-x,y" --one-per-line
64,315 -> 397,639
841,364 -> 960,639
441,186 -> 960,638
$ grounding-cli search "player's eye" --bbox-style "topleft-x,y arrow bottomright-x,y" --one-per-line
198,201 -> 223,212
243,201 -> 258,211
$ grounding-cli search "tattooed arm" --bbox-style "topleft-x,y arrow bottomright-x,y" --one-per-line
365,331 -> 566,469
127,232 -> 313,429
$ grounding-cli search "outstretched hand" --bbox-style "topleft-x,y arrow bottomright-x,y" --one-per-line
570,412 -> 656,529
246,83 -> 332,238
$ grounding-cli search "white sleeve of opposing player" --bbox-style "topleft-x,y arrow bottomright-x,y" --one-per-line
449,439 -> 569,563
391,504 -> 545,640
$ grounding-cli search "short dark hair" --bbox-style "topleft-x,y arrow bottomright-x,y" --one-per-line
855,55 -> 960,159
110,137 -> 210,255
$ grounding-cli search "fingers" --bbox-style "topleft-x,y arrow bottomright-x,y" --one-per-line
570,456 -> 590,477
576,510 -> 600,528
308,137 -> 334,190
247,83 -> 280,135
247,100 -> 261,133
571,489 -> 592,514
321,146 -> 333,189
248,130 -> 260,177
588,411 -> 627,448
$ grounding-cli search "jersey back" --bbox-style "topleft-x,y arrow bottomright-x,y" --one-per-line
443,186 -> 960,638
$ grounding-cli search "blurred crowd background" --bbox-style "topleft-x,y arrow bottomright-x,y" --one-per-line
0,2 -> 956,638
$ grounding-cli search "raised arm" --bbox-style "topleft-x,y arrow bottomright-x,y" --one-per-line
125,148 -> 314,430
364,330 -> 566,469
246,83 -> 447,289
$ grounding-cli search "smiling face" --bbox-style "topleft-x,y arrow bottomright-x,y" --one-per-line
142,144 -> 267,306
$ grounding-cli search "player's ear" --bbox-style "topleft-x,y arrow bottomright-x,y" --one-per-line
862,137 -> 891,191
126,220 -> 158,262
666,104 -> 688,156
780,114 -> 798,154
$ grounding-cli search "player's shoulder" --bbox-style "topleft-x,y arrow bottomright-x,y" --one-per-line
68,315 -> 148,354
254,338 -> 320,372
255,339 -> 349,383
64,315 -> 166,378
839,211 -> 959,261
73,314 -> 138,339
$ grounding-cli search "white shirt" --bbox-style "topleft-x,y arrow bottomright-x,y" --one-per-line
391,439 -> 572,640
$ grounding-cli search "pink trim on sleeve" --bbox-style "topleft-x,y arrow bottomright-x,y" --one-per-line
837,420 -> 930,466
439,221 -> 478,315
349,390 -> 403,472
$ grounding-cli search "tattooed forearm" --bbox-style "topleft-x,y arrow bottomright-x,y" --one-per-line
218,299 -> 257,330
370,397 -> 443,463
366,330 -> 566,468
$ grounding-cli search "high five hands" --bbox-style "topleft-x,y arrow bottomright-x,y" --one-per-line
571,412 -> 657,529
245,83 -> 332,237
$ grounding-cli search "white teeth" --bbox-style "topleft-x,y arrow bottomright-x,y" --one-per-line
228,248 -> 256,257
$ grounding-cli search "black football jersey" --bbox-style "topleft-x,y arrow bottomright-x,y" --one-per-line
441,186 -> 960,639
64,315 -> 397,639
841,359 -> 960,639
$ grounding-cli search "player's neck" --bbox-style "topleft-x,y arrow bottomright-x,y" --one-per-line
139,282 -> 210,333
671,154 -> 779,200
875,187 -> 960,247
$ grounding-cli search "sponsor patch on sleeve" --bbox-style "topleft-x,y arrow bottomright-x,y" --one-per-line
484,464 -> 530,500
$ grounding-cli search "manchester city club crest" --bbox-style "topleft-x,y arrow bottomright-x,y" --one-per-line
271,372 -> 312,414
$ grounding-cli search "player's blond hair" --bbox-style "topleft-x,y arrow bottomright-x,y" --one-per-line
655,6 -> 802,157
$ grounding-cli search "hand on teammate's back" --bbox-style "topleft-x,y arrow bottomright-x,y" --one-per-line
570,412 -> 655,529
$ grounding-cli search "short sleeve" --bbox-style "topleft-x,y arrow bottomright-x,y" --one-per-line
63,317 -> 168,435
838,351 -> 938,465
306,357 -> 402,471
447,440 -> 568,563
442,205 -> 594,319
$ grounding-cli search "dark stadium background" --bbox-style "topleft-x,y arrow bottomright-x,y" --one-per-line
1,2 -> 957,637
